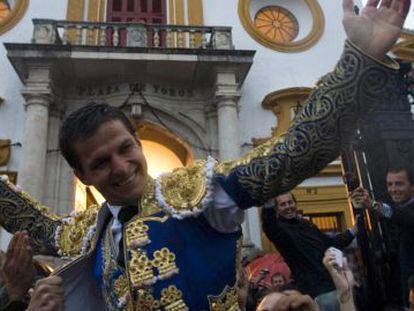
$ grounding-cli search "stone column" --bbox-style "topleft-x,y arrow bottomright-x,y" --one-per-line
205,104 -> 219,159
18,65 -> 53,201
215,72 -> 256,248
215,72 -> 241,161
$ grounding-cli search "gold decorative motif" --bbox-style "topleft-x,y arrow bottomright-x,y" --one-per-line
0,139 -> 11,166
58,205 -> 100,256
0,178 -> 60,253
128,251 -> 155,287
101,222 -> 133,310
208,285 -> 239,311
159,285 -> 189,311
113,274 -> 130,302
152,247 -> 179,280
139,177 -> 161,217
215,135 -> 284,176
135,289 -> 160,310
126,220 -> 150,248
159,160 -> 207,210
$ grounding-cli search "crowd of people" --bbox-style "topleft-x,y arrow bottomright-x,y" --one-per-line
0,0 -> 412,310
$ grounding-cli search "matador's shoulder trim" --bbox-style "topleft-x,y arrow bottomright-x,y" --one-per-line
54,204 -> 101,257
155,156 -> 216,219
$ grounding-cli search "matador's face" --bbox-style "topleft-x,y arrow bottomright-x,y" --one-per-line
73,120 -> 148,205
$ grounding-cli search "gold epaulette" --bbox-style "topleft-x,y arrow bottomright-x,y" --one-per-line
155,156 -> 216,218
55,204 -> 101,257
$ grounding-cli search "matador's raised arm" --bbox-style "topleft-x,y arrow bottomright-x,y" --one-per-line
215,40 -> 399,209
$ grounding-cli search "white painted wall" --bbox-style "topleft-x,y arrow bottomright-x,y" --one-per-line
0,0 -> 68,172
0,0 -> 68,249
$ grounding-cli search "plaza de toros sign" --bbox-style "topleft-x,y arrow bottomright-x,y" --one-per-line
77,82 -> 195,99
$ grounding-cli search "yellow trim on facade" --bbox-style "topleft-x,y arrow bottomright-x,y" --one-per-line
238,0 -> 324,52
175,0 -> 184,25
187,0 -> 203,45
66,0 -> 85,21
98,0 -> 105,22
169,0 -> 175,24
66,0 -> 85,42
392,30 -> 414,62
88,0 -> 99,21
0,0 -> 29,35
0,139 -> 11,166
187,0 -> 203,25
262,87 -> 313,137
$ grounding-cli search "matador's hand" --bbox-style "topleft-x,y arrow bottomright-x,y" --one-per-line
342,0 -> 410,60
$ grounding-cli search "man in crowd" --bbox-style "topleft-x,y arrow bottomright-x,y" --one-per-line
351,166 -> 414,308
0,0 -> 410,309
261,192 -> 355,305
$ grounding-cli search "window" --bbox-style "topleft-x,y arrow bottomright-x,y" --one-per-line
254,6 -> 299,43
238,0 -> 325,52
107,0 -> 166,46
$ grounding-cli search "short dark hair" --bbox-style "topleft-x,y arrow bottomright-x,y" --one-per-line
274,192 -> 297,208
59,103 -> 136,171
387,166 -> 414,185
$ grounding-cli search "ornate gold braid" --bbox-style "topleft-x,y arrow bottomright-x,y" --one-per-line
0,179 -> 61,254
217,40 -> 399,204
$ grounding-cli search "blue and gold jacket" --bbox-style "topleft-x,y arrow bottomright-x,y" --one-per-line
0,41 -> 400,310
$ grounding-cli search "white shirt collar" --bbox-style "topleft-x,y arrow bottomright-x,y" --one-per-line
107,203 -> 122,220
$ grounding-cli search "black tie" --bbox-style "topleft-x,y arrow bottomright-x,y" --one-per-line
117,204 -> 138,267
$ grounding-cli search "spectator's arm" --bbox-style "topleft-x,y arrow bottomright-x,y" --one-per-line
27,276 -> 64,311
2,232 -> 35,304
323,250 -> 356,311
323,228 -> 355,249
261,207 -> 293,250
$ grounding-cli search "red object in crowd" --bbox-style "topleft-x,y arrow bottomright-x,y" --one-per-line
245,252 -> 292,288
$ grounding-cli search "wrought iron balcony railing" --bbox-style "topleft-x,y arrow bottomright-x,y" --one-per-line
31,19 -> 234,50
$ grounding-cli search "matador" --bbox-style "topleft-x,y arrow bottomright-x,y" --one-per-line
0,0 -> 410,309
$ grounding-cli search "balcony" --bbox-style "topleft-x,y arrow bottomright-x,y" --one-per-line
5,19 -> 254,86
31,19 -> 234,49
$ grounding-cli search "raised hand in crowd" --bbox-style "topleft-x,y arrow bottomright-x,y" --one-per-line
27,276 -> 64,311
2,231 -> 35,303
342,0 -> 410,59
350,187 -> 371,209
256,289 -> 320,311
323,249 -> 356,311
